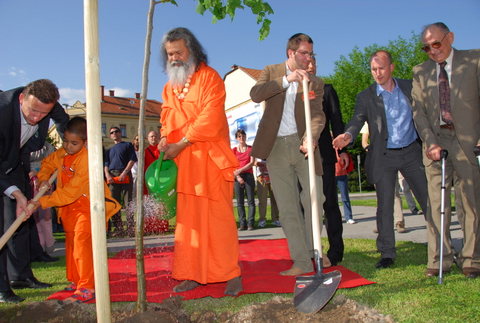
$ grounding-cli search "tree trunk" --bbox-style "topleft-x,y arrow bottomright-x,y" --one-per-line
135,0 -> 158,312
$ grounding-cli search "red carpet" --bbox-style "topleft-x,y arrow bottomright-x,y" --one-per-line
48,239 -> 375,303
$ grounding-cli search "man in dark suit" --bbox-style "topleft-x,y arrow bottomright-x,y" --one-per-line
333,50 -> 428,269
251,33 -> 326,276
307,58 -> 349,266
412,22 -> 480,278
0,79 -> 69,303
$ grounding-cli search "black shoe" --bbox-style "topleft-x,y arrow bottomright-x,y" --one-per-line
329,259 -> 339,266
375,257 -> 394,269
32,252 -> 59,263
10,277 -> 52,289
327,254 -> 341,267
0,290 -> 25,303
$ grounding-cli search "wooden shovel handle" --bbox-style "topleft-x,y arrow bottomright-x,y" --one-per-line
0,170 -> 58,250
302,79 -> 322,253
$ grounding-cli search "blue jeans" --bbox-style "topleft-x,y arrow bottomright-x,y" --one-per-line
336,175 -> 353,221
234,172 -> 256,227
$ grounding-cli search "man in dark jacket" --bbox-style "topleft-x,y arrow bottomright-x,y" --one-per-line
307,58 -> 349,266
0,79 -> 69,303
333,50 -> 428,269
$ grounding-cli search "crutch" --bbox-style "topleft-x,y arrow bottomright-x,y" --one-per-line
438,149 -> 448,284
0,170 -> 58,250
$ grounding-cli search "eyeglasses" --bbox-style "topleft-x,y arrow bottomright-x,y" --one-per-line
295,50 -> 316,58
110,130 -> 120,134
421,33 -> 448,53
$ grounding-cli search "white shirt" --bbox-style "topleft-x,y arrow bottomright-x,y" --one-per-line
277,64 -> 298,136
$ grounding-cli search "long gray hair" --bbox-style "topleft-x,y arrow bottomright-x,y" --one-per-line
161,27 -> 208,71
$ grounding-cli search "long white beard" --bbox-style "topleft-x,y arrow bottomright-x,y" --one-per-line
166,58 -> 195,87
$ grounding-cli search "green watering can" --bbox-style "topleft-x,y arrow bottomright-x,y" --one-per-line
145,151 -> 178,219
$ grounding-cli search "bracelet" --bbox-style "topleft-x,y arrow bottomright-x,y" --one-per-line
181,136 -> 190,144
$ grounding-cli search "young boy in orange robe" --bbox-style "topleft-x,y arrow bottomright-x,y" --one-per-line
32,117 -> 120,302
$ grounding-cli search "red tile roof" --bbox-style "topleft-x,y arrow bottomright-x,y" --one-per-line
224,65 -> 262,81
100,95 -> 162,118
237,66 -> 262,80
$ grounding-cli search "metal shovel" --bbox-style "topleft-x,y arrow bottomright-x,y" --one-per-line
294,79 -> 342,313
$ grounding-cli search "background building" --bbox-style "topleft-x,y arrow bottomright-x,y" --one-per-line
49,86 -> 162,148
224,65 -> 263,146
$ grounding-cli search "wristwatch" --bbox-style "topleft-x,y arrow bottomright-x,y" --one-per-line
181,136 -> 190,144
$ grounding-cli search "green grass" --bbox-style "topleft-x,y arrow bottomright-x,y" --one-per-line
1,238 -> 478,322
349,193 -> 458,210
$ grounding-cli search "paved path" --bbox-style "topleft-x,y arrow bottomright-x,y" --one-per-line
51,195 -> 464,256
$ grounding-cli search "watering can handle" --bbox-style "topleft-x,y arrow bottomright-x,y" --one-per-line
156,151 -> 165,177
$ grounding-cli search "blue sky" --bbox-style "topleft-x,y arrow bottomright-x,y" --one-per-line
1,0 -> 479,105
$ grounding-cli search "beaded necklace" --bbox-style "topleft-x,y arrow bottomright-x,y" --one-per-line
173,75 -> 192,100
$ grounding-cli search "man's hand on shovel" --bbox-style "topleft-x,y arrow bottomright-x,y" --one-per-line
0,170 -> 58,250
11,190 -> 33,221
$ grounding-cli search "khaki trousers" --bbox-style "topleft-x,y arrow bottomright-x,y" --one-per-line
425,128 -> 480,270
266,134 -> 325,272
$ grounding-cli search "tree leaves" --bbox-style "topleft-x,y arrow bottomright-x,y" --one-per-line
196,0 -> 273,40
327,33 -> 428,126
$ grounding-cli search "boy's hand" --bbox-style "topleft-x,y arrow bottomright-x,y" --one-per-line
38,180 -> 51,191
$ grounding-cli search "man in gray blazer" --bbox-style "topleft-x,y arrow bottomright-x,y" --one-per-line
333,50 -> 428,269
251,33 -> 326,276
412,22 -> 480,279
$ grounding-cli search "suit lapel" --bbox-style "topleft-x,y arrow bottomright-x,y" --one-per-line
369,85 -> 386,134
424,60 -> 440,118
7,100 -> 22,173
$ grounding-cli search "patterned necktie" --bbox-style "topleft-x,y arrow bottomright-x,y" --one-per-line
438,61 -> 453,124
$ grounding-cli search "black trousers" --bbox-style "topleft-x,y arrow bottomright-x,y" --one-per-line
0,165 -> 36,291
322,162 -> 344,264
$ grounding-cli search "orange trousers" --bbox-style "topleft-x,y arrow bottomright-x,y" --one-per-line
172,173 -> 240,284
62,206 -> 94,290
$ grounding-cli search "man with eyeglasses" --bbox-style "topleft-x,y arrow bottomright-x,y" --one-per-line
250,33 -> 326,276
104,126 -> 137,237
412,22 -> 480,279
333,50 -> 429,270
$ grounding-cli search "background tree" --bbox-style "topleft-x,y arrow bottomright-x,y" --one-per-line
323,33 -> 427,191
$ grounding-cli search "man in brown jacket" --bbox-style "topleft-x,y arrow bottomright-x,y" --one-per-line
412,22 -> 480,279
250,33 -> 326,276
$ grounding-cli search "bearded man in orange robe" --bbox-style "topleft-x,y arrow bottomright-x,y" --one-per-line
158,27 -> 242,296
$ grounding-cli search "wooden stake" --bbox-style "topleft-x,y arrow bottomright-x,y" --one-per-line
84,0 -> 111,322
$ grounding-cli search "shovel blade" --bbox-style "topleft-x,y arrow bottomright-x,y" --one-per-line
294,270 -> 342,314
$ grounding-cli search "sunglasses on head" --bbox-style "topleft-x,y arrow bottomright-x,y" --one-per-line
421,33 -> 448,53
110,129 -> 120,134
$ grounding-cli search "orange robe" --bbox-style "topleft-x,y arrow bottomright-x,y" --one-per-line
37,147 -> 120,290
161,63 -> 241,284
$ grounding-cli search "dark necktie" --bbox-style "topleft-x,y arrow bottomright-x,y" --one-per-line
439,61 -> 453,124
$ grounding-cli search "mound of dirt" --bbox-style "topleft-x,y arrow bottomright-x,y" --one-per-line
2,295 -> 394,323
